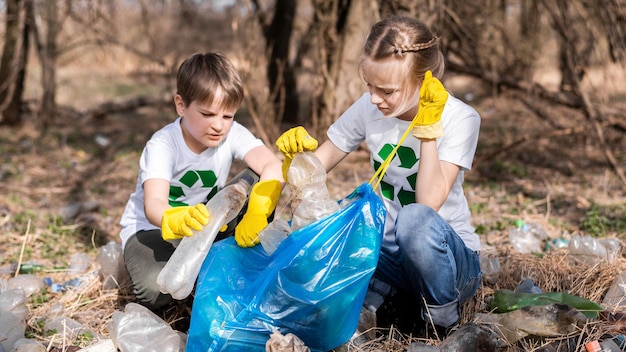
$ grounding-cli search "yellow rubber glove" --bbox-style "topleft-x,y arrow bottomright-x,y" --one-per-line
234,179 -> 282,247
161,204 -> 210,241
412,70 -> 449,140
275,126 -> 318,180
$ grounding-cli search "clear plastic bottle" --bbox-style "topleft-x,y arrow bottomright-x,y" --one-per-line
568,233 -> 621,266
509,219 -> 543,254
156,175 -> 253,300
258,152 -> 339,255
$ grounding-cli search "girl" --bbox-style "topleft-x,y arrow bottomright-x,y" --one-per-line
276,15 -> 482,330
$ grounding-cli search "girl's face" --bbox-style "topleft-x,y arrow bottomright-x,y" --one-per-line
175,89 -> 237,153
362,58 -> 419,121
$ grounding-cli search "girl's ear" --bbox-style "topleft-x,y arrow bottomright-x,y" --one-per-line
174,94 -> 185,116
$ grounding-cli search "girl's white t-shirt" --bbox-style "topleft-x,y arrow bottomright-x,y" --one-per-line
327,93 -> 481,252
119,117 -> 263,248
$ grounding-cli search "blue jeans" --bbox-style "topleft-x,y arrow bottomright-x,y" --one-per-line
373,204 -> 481,327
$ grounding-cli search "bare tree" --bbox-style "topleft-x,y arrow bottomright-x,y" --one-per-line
0,0 -> 27,126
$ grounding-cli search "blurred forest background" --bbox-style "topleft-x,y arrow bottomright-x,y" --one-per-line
0,0 -> 625,261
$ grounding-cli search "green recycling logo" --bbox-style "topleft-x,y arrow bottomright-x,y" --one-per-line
373,144 -> 419,206
168,170 -> 218,207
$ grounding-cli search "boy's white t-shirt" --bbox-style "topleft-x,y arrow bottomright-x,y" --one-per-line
327,93 -> 481,252
119,117 -> 263,248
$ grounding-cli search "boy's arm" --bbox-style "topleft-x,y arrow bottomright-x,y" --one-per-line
144,178 -> 172,227
235,146 -> 284,247
144,178 -> 209,240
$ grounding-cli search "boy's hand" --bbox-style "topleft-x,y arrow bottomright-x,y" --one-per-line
235,179 -> 282,247
161,204 -> 210,241
412,71 -> 448,140
275,127 -> 318,180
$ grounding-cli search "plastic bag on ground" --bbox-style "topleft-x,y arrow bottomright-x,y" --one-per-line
186,183 -> 386,352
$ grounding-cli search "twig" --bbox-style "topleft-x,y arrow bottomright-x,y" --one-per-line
14,219 -> 31,277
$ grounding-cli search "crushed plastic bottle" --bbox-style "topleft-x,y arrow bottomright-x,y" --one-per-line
97,241 -> 131,290
603,271 -> 626,306
259,152 -> 339,255
508,220 -> 545,254
7,275 -> 45,297
288,151 -> 340,231
109,303 -> 183,352
567,233 -> 621,266
0,288 -> 29,352
156,174 -> 253,299
68,252 -> 91,274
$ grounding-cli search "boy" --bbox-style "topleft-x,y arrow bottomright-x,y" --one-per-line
119,52 -> 283,310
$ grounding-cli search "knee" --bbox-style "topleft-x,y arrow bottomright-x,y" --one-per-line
132,274 -> 173,310
396,204 -> 438,244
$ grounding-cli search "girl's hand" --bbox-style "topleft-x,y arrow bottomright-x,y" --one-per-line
412,71 -> 448,140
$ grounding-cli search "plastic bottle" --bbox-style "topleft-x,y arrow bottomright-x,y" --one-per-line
11,262 -> 43,274
603,271 -> 626,306
97,241 -> 131,290
509,219 -> 543,253
0,288 -> 29,352
568,234 -> 621,266
258,152 -> 340,255
67,252 -> 91,274
156,174 -> 254,300
288,152 -> 339,231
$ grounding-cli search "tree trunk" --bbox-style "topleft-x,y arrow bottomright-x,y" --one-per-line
40,0 -> 60,128
0,0 -> 26,126
265,0 -> 299,125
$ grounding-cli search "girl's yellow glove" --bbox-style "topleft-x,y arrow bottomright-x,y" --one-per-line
412,71 -> 449,140
275,126 -> 318,181
235,180 -> 282,247
161,204 -> 210,241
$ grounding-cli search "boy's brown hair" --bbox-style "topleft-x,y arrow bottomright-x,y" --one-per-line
176,52 -> 244,110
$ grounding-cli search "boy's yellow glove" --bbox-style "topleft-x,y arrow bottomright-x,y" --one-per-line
412,70 -> 449,140
161,204 -> 210,241
235,179 -> 282,247
275,126 -> 318,180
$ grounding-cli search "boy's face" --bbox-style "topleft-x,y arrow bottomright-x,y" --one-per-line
175,91 -> 237,153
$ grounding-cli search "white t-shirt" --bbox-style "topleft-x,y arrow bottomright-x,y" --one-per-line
327,93 -> 481,252
119,117 -> 263,248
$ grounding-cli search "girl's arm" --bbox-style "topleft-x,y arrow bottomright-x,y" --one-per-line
415,139 -> 460,211
314,139 -> 349,173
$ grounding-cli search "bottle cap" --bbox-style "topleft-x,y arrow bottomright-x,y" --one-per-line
584,340 -> 602,352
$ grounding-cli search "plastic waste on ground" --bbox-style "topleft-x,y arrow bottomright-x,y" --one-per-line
97,241 -> 131,290
604,271 -> 626,306
437,323 -> 501,351
7,274 -> 45,297
479,254 -> 501,285
514,278 -> 543,294
156,174 -> 253,300
11,338 -> 46,352
44,316 -> 98,343
567,233 -> 621,266
508,220 -> 547,254
186,182 -> 386,352
0,288 -> 29,352
76,339 -> 117,352
586,337 -> 626,352
259,152 -> 340,255
265,330 -> 310,352
68,252 -> 92,274
476,303 -> 588,343
109,302 -> 184,352
491,289 -> 603,318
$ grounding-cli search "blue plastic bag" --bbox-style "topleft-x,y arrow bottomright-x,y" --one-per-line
186,183 -> 386,351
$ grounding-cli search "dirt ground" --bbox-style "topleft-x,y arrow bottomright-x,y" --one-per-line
0,66 -> 625,351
